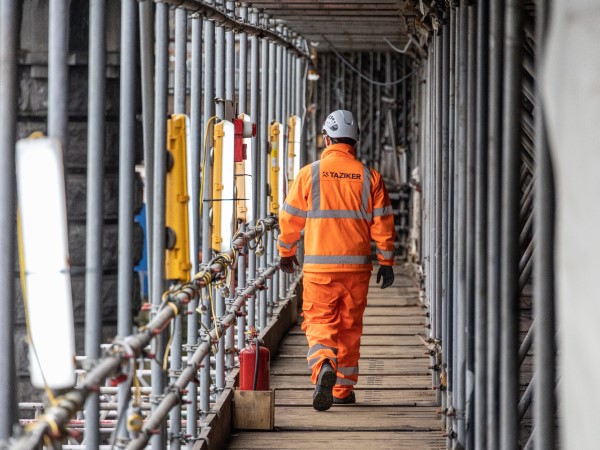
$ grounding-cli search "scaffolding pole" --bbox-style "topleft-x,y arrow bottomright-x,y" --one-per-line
187,11 -> 203,447
150,5 -> 169,448
474,1 -> 490,448
200,4 -> 216,418
0,0 -> 18,439
116,0 -> 137,442
248,7 -> 260,329
499,0 -> 524,447
533,0 -> 556,447
84,1 -> 107,447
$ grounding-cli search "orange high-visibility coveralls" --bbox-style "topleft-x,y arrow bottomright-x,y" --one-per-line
277,143 -> 396,399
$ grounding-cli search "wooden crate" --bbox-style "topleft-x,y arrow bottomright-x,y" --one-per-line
233,389 -> 275,430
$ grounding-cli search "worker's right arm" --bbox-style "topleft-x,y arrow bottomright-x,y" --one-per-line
277,167 -> 309,257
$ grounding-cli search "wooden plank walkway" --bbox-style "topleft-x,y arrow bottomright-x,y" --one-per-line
227,267 -> 445,449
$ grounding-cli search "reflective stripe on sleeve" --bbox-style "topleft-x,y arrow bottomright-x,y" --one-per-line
377,248 -> 395,259
311,161 -> 321,210
278,239 -> 296,250
304,255 -> 371,265
337,366 -> 359,376
373,205 -> 394,217
282,201 -> 307,218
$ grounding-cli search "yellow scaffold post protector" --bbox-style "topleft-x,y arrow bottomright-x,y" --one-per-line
165,114 -> 191,282
212,121 -> 225,251
287,115 -> 297,183
269,121 -> 280,215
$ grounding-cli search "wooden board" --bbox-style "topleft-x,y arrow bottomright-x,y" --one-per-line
276,354 -> 427,364
226,267 -> 445,449
366,286 -> 418,294
305,296 -> 418,307
228,431 -> 446,449
288,325 -> 429,336
233,390 -> 275,430
367,278 -> 417,286
200,383 -> 234,450
269,375 -> 431,390
274,388 -> 437,407
278,345 -> 429,359
271,357 -> 431,375
274,406 -> 442,431
363,311 -> 428,322
283,334 -> 427,347
365,297 -> 420,307
363,306 -> 426,316
291,313 -> 428,327
367,285 -> 417,292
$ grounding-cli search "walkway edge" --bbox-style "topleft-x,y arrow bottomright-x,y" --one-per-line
193,275 -> 303,449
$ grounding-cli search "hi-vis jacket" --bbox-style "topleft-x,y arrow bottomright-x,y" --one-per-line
277,143 -> 396,273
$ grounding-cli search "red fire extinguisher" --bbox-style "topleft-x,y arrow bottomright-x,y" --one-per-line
239,327 -> 270,391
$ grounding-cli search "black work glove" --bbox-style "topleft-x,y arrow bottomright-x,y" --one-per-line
279,255 -> 299,274
376,265 -> 394,289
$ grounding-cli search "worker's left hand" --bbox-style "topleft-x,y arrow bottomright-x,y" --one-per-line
279,255 -> 299,273
376,265 -> 394,289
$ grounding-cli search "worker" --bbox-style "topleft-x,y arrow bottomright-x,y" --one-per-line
277,109 -> 396,411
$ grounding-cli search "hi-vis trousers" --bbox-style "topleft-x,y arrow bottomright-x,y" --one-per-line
301,271 -> 371,399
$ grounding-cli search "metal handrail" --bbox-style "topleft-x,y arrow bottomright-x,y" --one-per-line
126,263 -> 279,450
12,217 -> 286,450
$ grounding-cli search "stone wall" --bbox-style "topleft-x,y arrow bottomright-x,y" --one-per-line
15,0 -> 144,402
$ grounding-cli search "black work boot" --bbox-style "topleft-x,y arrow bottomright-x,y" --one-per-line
312,361 -> 336,411
333,391 -> 356,405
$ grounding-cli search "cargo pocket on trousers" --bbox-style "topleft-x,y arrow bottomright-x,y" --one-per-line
301,274 -> 333,327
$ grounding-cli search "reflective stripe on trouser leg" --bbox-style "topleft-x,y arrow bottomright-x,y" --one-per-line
335,376 -> 357,386
333,271 -> 370,399
301,272 -> 339,384
337,365 -> 359,377
335,365 -> 359,388
302,271 -> 370,387
306,346 -> 338,385
307,344 -> 338,370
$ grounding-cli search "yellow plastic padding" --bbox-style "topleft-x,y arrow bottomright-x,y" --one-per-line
269,122 -> 281,214
166,114 -> 191,282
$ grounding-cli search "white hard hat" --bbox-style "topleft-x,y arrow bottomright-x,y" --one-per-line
322,110 -> 359,142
